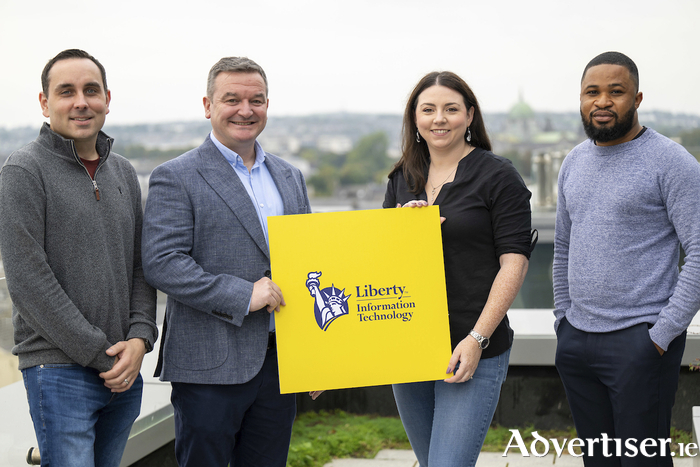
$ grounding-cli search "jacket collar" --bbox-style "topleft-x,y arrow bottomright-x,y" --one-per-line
196,135 -> 287,258
37,122 -> 114,164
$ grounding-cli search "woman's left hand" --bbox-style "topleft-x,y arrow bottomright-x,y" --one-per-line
396,200 -> 428,208
444,336 -> 482,383
396,200 -> 446,224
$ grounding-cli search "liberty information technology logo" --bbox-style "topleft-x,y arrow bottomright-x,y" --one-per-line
305,271 -> 351,331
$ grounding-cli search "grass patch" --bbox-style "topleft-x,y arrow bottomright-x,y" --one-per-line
288,411 -> 695,466
287,410 -> 410,467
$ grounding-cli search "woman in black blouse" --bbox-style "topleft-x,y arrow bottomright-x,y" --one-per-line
384,71 -> 533,466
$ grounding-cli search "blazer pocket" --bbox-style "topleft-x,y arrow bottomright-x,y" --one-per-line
167,306 -> 229,371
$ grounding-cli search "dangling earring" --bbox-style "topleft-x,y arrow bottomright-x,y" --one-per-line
466,127 -> 472,142
416,129 -> 421,143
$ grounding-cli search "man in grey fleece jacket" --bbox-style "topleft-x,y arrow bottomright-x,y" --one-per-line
554,51 -> 700,466
0,49 -> 156,467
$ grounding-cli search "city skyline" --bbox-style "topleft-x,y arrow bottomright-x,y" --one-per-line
1,0 -> 699,129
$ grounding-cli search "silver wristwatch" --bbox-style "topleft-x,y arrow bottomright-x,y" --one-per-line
469,330 -> 490,349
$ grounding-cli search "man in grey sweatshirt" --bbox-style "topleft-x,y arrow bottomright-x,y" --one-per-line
554,51 -> 700,466
0,49 -> 157,467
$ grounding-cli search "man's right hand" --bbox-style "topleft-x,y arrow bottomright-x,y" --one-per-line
250,277 -> 285,313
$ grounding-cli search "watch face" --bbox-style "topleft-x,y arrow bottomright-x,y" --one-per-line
481,337 -> 490,349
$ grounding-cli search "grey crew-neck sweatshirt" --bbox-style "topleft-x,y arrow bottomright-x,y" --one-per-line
553,128 -> 700,350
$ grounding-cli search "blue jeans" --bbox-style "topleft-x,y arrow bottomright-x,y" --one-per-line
392,348 -> 510,467
22,364 -> 143,467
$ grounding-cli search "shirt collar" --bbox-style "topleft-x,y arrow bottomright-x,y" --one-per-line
209,131 -> 266,169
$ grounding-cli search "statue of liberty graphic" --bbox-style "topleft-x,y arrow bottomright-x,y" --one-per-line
305,271 -> 351,331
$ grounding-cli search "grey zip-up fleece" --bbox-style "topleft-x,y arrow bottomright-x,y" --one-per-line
0,123 -> 157,372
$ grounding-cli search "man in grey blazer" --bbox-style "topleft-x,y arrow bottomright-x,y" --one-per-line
142,57 -> 311,467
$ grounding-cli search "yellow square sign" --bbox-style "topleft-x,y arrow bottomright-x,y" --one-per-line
268,206 -> 451,394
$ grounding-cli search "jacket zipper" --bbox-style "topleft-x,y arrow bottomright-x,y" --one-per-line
91,179 -> 101,201
70,140 -> 110,201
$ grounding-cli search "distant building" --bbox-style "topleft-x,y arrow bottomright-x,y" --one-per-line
316,135 -> 353,154
493,94 -> 580,157
505,93 -> 537,142
257,134 -> 302,156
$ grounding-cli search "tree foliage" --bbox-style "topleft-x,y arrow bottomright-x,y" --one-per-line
305,131 -> 394,197
308,166 -> 338,197
679,128 -> 700,147
679,128 -> 700,162
339,132 -> 392,185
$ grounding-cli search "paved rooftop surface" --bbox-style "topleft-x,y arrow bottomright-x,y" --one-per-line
323,449 -> 696,466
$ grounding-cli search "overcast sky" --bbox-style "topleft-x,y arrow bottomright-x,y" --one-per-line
1,0 -> 698,129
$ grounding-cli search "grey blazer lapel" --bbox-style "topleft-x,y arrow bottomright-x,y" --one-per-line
196,140 -> 270,258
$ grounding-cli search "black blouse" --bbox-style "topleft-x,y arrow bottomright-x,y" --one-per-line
383,148 -> 532,358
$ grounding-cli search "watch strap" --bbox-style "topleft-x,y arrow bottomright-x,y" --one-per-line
469,330 -> 490,349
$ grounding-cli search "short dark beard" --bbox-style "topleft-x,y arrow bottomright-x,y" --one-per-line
581,103 -> 637,143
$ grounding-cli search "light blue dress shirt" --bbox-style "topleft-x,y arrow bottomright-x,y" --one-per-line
210,132 -> 284,331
